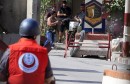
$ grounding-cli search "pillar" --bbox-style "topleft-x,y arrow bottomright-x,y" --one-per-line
122,0 -> 130,57
27,0 -> 41,44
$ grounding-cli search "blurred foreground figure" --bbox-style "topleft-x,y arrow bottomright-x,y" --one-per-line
0,18 -> 55,84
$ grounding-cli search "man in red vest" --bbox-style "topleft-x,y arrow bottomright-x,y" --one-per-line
0,18 -> 55,84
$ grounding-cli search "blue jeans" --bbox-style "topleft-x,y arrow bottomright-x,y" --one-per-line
44,30 -> 55,47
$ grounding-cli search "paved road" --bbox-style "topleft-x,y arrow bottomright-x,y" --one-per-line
49,50 -> 130,84
0,49 -> 129,84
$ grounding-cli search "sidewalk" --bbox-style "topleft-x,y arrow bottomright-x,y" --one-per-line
49,49 -> 130,84
111,52 -> 130,65
54,43 -> 130,65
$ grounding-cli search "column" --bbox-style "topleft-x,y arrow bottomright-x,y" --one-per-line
27,0 -> 41,44
122,0 -> 130,57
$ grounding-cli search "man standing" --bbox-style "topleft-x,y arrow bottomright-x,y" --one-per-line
46,11 -> 59,48
74,3 -> 85,30
0,19 -> 55,84
57,0 -> 71,43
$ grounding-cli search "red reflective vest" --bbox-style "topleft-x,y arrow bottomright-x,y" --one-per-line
8,38 -> 48,84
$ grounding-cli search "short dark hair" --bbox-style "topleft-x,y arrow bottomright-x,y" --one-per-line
62,0 -> 67,4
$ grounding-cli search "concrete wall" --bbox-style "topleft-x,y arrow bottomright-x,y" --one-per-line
72,0 -> 84,17
0,0 -> 41,47
0,0 -> 27,33
0,34 -> 20,59
0,34 -> 20,45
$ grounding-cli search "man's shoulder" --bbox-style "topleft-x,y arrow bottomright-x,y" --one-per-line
78,11 -> 85,15
77,12 -> 85,17
66,6 -> 71,10
9,42 -> 19,48
47,16 -> 51,21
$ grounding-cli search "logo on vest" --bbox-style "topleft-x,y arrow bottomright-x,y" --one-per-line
18,53 -> 39,73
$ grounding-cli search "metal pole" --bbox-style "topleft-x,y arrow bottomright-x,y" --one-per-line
92,28 -> 94,34
122,0 -> 130,57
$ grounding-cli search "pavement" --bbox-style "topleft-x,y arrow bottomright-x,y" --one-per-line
0,43 -> 129,84
49,49 -> 130,84
54,43 -> 130,65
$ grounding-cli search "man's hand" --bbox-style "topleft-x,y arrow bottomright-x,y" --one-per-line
57,11 -> 67,17
63,14 -> 66,16
54,21 -> 59,24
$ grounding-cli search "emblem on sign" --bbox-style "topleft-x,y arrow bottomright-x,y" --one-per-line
18,53 -> 39,73
85,0 -> 102,27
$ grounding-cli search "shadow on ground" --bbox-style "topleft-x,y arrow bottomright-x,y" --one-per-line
72,55 -> 106,60
53,67 -> 101,73
56,79 -> 101,84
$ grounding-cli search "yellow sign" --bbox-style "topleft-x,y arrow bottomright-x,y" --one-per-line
85,1 -> 102,27
85,16 -> 102,25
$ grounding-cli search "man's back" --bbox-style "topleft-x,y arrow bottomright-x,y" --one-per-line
8,38 -> 48,84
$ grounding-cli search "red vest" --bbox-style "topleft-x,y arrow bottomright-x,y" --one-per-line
8,38 -> 48,84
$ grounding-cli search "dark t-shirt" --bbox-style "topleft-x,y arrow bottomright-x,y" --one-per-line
76,11 -> 85,20
58,6 -> 71,18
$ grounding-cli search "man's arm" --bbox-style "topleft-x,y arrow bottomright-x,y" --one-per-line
74,16 -> 80,22
0,48 -> 10,81
57,11 -> 66,17
47,17 -> 58,27
44,58 -> 55,84
74,13 -> 83,25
